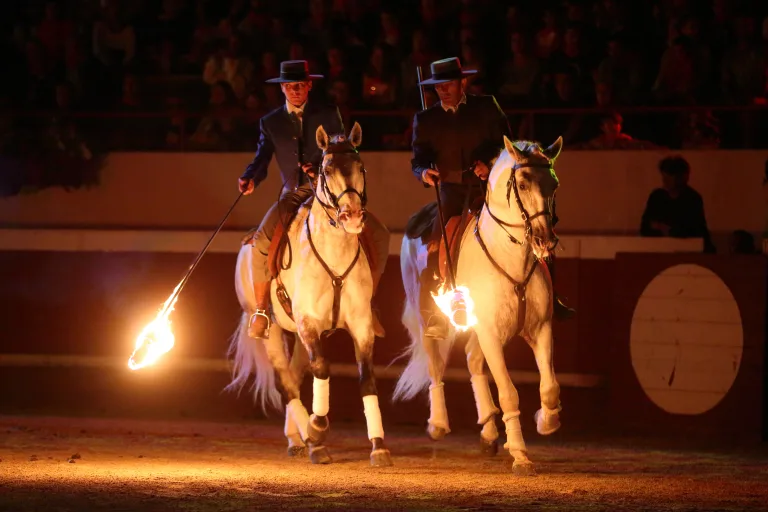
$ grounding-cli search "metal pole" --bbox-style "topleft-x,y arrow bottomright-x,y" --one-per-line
416,66 -> 457,290
170,192 -> 244,303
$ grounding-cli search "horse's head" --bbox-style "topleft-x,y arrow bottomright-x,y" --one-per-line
488,136 -> 563,260
314,122 -> 367,234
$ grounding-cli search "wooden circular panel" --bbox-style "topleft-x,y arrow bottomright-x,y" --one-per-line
629,264 -> 743,415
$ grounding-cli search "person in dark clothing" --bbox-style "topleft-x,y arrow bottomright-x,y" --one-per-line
640,155 -> 715,252
411,57 -> 575,325
238,60 -> 390,339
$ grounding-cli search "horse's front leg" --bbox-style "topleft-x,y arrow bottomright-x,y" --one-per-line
351,319 -> 393,467
465,332 -> 500,456
474,323 -> 535,476
297,319 -> 333,464
527,322 -> 562,435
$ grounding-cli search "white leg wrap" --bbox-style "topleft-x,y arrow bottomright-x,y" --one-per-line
470,375 -> 500,425
428,383 -> 450,432
312,377 -> 330,417
286,398 -> 309,442
284,410 -> 299,438
502,410 -> 526,452
363,395 -> 384,440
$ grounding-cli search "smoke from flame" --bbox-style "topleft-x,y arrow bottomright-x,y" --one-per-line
128,281 -> 182,370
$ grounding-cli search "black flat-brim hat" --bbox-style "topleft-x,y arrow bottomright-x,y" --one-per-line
418,57 -> 477,85
266,60 -> 323,83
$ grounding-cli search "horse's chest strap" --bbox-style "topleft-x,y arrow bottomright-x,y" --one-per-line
474,225 -> 538,336
306,216 -> 361,330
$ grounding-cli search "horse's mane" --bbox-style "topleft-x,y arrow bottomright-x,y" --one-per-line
492,139 -> 559,182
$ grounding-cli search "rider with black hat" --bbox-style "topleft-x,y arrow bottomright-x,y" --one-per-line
239,60 -> 390,339
411,57 -> 574,321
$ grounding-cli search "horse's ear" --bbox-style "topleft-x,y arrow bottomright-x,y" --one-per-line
504,136 -> 525,162
348,122 -> 363,148
316,125 -> 330,152
543,136 -> 563,161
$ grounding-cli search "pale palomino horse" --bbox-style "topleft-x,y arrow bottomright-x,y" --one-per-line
394,136 -> 563,475
228,123 -> 393,467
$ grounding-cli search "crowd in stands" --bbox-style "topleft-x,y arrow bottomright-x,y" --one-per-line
2,0 -> 768,153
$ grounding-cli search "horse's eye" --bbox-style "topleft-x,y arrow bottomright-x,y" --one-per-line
519,183 -> 527,191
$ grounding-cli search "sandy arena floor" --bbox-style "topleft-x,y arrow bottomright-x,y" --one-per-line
1,415 -> 767,511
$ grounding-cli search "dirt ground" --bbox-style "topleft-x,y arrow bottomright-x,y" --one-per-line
1,415 -> 767,512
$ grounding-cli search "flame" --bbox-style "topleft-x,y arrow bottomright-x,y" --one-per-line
431,283 -> 478,332
128,280 -> 182,370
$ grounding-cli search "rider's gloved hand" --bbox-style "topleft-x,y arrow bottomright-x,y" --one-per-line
238,178 -> 255,195
301,163 -> 317,178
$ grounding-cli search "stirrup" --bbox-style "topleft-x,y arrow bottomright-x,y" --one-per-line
248,309 -> 271,338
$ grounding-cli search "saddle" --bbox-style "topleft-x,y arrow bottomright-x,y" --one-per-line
405,198 -> 482,283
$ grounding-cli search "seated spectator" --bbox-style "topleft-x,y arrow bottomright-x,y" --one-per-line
729,230 -> 759,255
400,30 -> 438,107
595,34 -> 645,105
680,111 -> 721,149
92,3 -> 136,69
653,36 -> 699,104
202,35 -> 254,101
361,44 -> 397,109
640,155 -> 715,252
573,111 -> 658,149
498,31 -> 541,106
188,81 -> 241,150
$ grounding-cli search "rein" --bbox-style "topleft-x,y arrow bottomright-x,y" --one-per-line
305,213 -> 361,331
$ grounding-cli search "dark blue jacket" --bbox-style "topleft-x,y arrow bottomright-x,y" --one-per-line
241,102 -> 344,191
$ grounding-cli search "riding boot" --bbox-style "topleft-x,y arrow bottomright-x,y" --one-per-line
248,281 -> 272,339
545,255 -> 575,321
419,242 -> 449,340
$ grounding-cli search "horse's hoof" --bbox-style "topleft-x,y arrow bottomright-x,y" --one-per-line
308,445 -> 332,465
370,448 -> 393,467
511,461 -> 537,477
480,438 -> 498,457
427,424 -> 448,441
534,408 -> 561,436
287,445 -> 306,458
307,415 -> 329,444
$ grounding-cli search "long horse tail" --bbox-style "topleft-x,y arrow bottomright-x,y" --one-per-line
224,244 -> 283,414
393,236 -> 451,402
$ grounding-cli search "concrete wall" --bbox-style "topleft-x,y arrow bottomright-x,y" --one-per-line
1,150 -> 766,235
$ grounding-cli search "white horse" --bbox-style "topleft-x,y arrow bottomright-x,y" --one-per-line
227,123 -> 393,467
394,136 -> 564,475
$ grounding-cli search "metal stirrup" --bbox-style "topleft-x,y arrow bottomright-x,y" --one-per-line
249,309 -> 271,331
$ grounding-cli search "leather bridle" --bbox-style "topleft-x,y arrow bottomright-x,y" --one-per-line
310,140 -> 368,229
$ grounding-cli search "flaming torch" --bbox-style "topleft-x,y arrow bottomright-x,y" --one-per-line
128,193 -> 244,370
416,66 -> 477,332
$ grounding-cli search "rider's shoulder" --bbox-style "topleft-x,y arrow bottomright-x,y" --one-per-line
415,102 -> 443,121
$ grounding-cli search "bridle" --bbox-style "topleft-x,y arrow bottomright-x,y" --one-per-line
310,139 -> 368,229
483,158 -> 558,251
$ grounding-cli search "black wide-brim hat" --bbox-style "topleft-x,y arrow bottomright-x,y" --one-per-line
266,60 -> 323,83
418,57 -> 477,85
